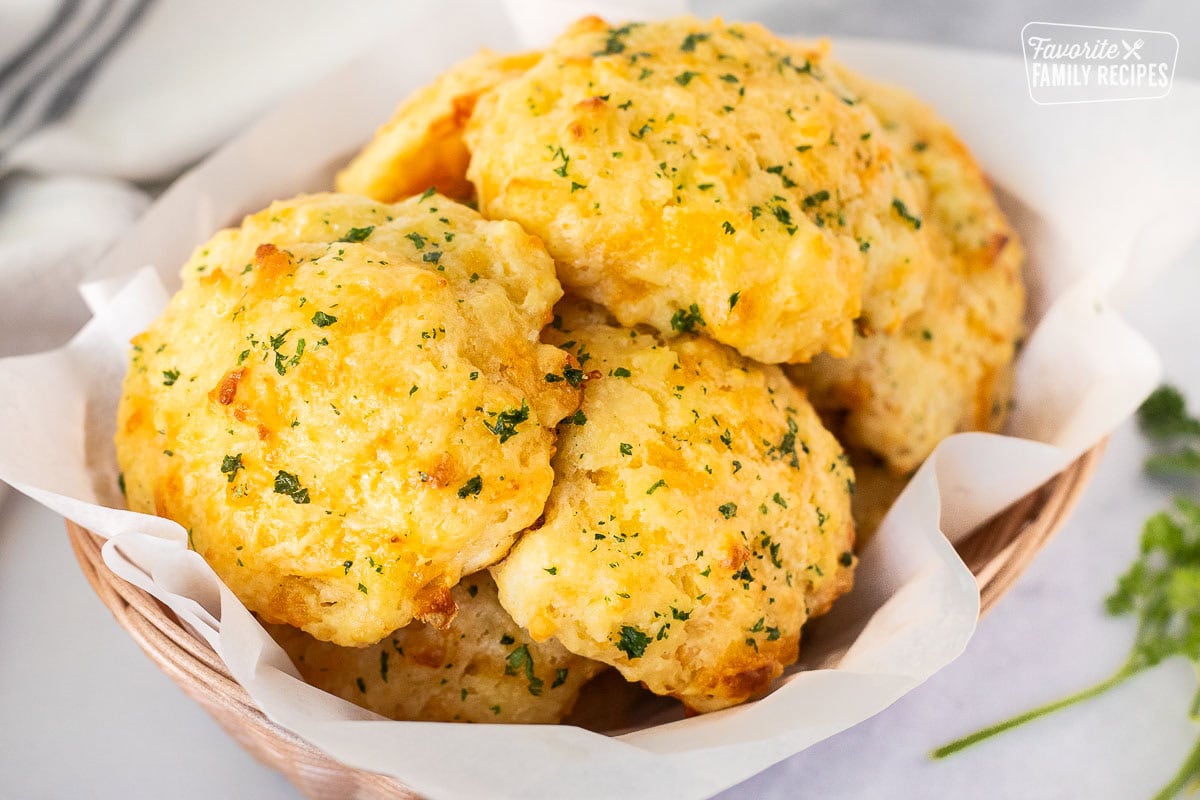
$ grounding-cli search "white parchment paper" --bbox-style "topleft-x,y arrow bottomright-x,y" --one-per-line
1,6 -> 1198,797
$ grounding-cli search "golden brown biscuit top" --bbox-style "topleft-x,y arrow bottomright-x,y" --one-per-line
465,16 -> 934,363
115,193 -> 578,647
493,299 -> 855,712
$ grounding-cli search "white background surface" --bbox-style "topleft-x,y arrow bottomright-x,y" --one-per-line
2,1 -> 1199,798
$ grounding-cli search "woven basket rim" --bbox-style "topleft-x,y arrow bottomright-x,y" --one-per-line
65,439 -> 1107,799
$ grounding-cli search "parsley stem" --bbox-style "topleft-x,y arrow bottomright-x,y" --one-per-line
1151,734 -> 1200,800
931,662 -> 1143,759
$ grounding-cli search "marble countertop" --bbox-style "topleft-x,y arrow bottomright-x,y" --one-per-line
1,1 -> 1198,798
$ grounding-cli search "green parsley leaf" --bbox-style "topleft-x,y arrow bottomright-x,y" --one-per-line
504,644 -> 544,695
457,475 -> 483,498
221,454 -> 243,483
670,303 -> 706,333
1139,386 -> 1200,439
891,198 -> 922,230
1146,448 -> 1200,477
338,226 -> 375,243
615,625 -> 651,659
485,401 -> 530,443
311,311 -> 338,327
802,189 -> 831,209
273,470 -> 310,504
162,369 -> 180,386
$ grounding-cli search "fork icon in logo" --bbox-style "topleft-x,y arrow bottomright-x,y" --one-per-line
1122,38 -> 1145,60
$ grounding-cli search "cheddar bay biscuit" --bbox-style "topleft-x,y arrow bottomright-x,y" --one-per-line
463,18 -> 935,363
268,573 -> 605,723
116,192 -> 578,647
790,72 -> 1025,473
337,49 -> 540,203
492,299 -> 856,712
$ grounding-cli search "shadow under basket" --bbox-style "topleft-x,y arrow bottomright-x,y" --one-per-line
66,441 -> 1107,800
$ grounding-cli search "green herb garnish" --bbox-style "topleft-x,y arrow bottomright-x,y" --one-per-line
484,401 -> 530,443
670,303 -> 706,333
616,625 -> 651,659
933,386 -> 1200,799
457,475 -> 483,498
273,470 -> 310,504
220,454 -> 243,483
504,644 -> 544,695
891,198 -> 922,230
1139,386 -> 1200,477
338,226 -> 374,243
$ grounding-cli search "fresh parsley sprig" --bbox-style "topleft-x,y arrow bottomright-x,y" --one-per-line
1140,386 -> 1200,479
934,385 -> 1200,800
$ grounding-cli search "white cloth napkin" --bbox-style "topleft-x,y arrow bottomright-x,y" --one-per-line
0,0 -> 457,356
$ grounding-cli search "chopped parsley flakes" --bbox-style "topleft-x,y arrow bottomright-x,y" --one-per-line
338,226 -> 375,243
670,303 -> 706,333
892,198 -> 922,230
221,454 -> 243,483
485,401 -> 530,443
616,625 -> 651,659
504,644 -> 544,695
273,471 -> 310,504
457,475 -> 483,498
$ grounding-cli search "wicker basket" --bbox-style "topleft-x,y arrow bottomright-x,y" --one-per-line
65,441 -> 1106,800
